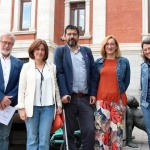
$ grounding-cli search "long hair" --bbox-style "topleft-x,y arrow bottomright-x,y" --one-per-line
100,35 -> 121,59
141,37 -> 150,62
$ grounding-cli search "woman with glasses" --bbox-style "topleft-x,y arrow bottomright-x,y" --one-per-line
140,37 -> 150,149
94,35 -> 130,150
16,39 -> 62,150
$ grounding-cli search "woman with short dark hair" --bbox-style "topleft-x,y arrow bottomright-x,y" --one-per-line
16,39 -> 62,150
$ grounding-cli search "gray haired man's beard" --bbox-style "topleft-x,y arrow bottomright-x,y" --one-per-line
1,49 -> 11,56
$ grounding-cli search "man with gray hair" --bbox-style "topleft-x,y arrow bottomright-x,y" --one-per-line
0,33 -> 23,150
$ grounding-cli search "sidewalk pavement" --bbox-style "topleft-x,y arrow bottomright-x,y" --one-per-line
123,127 -> 149,150
9,127 -> 149,150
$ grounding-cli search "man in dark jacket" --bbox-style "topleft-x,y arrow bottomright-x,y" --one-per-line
0,33 -> 23,150
54,25 -> 98,150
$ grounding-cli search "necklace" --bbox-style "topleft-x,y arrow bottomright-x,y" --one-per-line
36,63 -> 45,106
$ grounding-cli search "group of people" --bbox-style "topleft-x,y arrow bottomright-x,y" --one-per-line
0,24 -> 150,150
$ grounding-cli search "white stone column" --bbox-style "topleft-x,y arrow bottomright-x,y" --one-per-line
12,0 -> 20,32
64,1 -> 70,30
37,0 -> 55,41
93,0 -> 106,44
84,0 -> 90,36
142,0 -> 149,39
0,0 -> 13,33
29,0 -> 36,31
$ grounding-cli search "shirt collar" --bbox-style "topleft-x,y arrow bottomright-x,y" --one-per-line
0,53 -> 11,60
67,44 -> 80,53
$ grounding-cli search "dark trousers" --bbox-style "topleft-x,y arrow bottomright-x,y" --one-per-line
64,94 -> 95,150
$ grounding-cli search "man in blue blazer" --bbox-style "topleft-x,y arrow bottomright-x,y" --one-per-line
54,25 -> 98,150
0,33 -> 23,150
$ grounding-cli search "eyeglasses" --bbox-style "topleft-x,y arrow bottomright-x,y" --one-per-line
1,41 -> 14,46
105,43 -> 115,47
66,33 -> 78,36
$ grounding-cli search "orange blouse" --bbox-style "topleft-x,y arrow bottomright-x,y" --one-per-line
96,59 -> 127,106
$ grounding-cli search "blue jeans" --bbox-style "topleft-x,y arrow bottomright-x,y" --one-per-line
141,105 -> 150,148
25,106 -> 55,150
0,115 -> 13,150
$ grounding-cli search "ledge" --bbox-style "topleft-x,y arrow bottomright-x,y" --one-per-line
142,33 -> 150,36
61,34 -> 92,40
11,30 -> 36,35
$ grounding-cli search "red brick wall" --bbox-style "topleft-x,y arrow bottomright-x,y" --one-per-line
11,0 -> 142,43
106,0 -> 142,43
15,34 -> 36,40
54,0 -> 65,45
54,0 -> 93,45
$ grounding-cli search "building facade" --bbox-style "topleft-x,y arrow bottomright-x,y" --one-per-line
0,0 -> 149,100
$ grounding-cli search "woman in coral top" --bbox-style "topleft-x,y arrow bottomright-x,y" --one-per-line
94,35 -> 130,150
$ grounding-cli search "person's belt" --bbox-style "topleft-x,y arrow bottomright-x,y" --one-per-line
72,92 -> 88,98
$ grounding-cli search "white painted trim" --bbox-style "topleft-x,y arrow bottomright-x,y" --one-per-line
64,0 -> 91,37
12,40 -> 57,58
93,0 -> 106,44
12,0 -> 20,31
0,0 -> 13,32
84,0 -> 90,36
12,0 -> 36,32
36,0 -> 55,41
142,0 -> 150,39
61,35 -> 92,40
29,0 -> 36,31
64,1 -> 70,28
90,43 -> 141,50
12,30 -> 36,35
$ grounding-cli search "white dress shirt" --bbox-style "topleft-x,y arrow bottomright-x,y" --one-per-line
0,54 -> 11,91
34,64 -> 53,106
